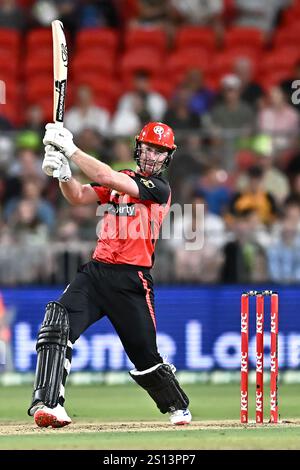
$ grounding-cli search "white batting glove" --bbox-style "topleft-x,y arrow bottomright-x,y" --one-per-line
42,145 -> 72,182
43,123 -> 78,159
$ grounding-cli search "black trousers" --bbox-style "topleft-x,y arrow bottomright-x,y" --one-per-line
58,260 -> 163,371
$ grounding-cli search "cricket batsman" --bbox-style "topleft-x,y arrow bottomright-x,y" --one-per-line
27,121 -> 192,427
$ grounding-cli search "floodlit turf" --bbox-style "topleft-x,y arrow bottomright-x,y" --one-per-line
0,383 -> 300,449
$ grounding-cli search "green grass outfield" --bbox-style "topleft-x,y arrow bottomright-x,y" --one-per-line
0,383 -> 300,449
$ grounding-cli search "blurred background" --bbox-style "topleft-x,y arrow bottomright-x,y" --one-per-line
1,0 -> 300,383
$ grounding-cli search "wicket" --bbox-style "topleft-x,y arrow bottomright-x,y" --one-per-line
240,290 -> 279,424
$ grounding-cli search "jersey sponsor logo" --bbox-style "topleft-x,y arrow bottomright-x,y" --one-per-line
105,202 -> 136,216
153,125 -> 164,140
140,178 -> 156,189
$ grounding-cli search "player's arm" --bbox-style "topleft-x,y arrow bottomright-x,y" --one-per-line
59,178 -> 99,205
71,149 -> 140,198
43,124 -> 140,198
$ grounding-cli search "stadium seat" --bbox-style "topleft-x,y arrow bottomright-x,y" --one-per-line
25,76 -> 53,104
224,46 -> 260,63
205,74 -> 222,91
166,49 -> 210,83
38,98 -> 54,123
26,28 -> 53,51
209,50 -> 260,79
72,50 -> 116,78
124,28 -> 168,53
0,78 -> 19,101
25,75 -> 74,108
0,28 -> 20,53
73,74 -> 120,110
0,75 -> 21,125
120,48 -> 163,81
150,78 -> 175,99
0,51 -> 18,77
175,27 -> 216,51
259,69 -> 294,91
259,49 -> 300,77
24,51 -> 53,78
76,28 -> 119,54
281,6 -> 300,26
273,25 -> 300,49
225,28 -> 265,49
17,0 -> 35,6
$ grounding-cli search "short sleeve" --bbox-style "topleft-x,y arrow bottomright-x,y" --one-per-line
90,183 -> 111,204
129,174 -> 171,204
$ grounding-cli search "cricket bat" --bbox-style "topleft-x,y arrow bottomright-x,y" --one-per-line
51,20 -> 68,177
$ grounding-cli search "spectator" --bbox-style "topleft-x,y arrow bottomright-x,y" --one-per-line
110,103 -> 142,137
230,165 -> 277,225
163,86 -> 201,131
233,57 -> 263,109
221,209 -> 267,283
194,165 -> 232,216
30,0 -> 59,27
117,71 -> 167,122
181,69 -> 215,117
168,133 -> 208,204
15,130 -> 42,153
65,84 -> 110,136
288,172 -> 300,201
0,135 -> 14,173
171,0 -> 224,26
168,190 -> 225,282
267,212 -> 300,283
171,189 -> 226,249
57,219 -> 80,243
4,178 -> 55,231
281,195 -> 300,229
117,90 -> 152,130
30,1 -> 91,34
0,114 -> 14,131
280,61 -> 300,113
7,148 -> 44,181
75,128 -> 109,162
8,198 -> 49,245
206,74 -> 255,135
0,199 -> 51,284
21,104 -> 46,135
234,0 -> 289,33
130,0 -> 170,29
0,0 -> 26,30
69,205 -> 97,241
77,0 -> 120,29
0,292 -> 15,371
109,138 -> 136,172
236,134 -> 290,204
257,85 -> 299,152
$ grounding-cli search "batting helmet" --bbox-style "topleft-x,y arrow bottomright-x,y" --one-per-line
134,122 -> 177,175
136,122 -> 177,151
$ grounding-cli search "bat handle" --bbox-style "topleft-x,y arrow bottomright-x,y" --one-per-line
51,121 -> 64,179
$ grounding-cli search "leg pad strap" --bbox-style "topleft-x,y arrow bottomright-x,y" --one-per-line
129,363 -> 189,414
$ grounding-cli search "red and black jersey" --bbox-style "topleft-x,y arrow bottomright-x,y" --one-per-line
91,170 -> 171,267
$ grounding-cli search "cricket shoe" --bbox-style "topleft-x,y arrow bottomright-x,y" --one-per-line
34,403 -> 72,428
169,409 -> 192,425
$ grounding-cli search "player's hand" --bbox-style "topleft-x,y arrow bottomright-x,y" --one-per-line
42,145 -> 72,182
43,123 -> 78,159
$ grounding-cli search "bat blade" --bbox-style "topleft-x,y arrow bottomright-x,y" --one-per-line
51,20 -> 68,177
52,19 -> 68,126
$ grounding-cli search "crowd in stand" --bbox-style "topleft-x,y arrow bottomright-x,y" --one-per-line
1,1 -> 300,285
